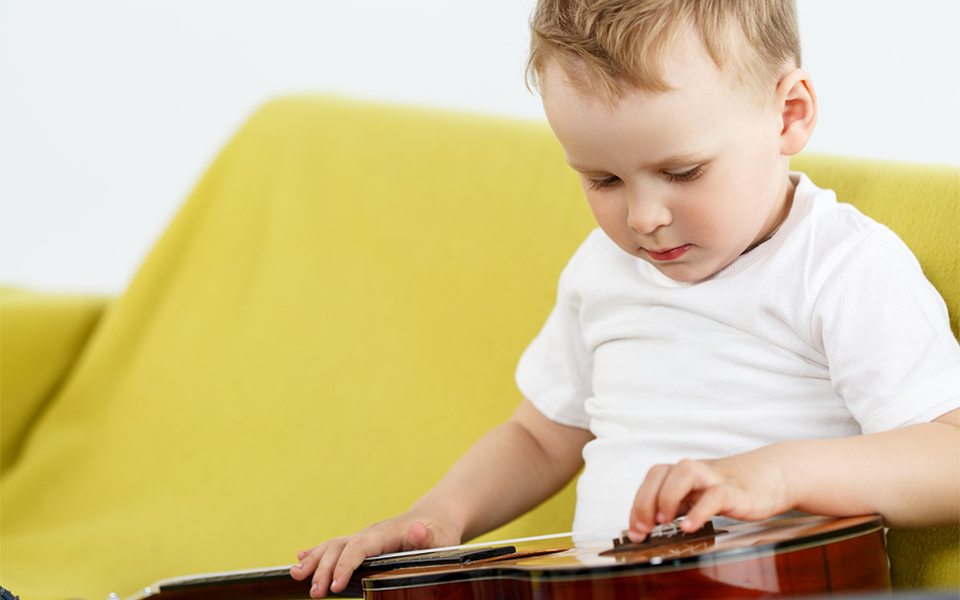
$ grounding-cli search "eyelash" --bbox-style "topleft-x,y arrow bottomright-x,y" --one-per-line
664,166 -> 705,184
586,176 -> 621,191
585,166 -> 705,191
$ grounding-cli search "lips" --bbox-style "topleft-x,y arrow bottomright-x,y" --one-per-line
644,244 -> 691,261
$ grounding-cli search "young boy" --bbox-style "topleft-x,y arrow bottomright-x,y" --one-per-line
293,1 -> 960,596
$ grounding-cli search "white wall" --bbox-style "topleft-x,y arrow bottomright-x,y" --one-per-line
1,0 -> 957,295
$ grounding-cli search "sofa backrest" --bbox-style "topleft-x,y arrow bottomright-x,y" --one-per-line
1,96 -> 956,599
1,96 -> 594,599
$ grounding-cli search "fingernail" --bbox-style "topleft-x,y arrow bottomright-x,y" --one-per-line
656,512 -> 668,524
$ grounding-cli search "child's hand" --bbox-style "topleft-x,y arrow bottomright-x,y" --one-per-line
627,447 -> 794,542
290,513 -> 461,598
289,399 -> 592,598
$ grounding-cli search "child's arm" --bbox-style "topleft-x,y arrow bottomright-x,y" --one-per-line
291,399 -> 593,599
628,408 -> 960,541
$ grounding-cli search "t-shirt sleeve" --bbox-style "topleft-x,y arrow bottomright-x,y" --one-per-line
515,238 -> 595,430
814,225 -> 960,433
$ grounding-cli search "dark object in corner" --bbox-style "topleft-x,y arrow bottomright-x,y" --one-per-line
0,587 -> 20,600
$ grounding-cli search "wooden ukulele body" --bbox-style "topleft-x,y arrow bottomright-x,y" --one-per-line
360,515 -> 889,599
124,515 -> 890,600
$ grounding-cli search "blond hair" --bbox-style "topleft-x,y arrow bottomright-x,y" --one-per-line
527,0 -> 801,101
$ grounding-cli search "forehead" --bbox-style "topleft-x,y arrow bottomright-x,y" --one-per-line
540,29 -> 768,170
547,82 -> 731,171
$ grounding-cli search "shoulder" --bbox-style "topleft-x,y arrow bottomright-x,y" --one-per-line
782,173 -> 922,288
749,173 -> 937,349
783,175 -> 959,432
792,173 -> 882,252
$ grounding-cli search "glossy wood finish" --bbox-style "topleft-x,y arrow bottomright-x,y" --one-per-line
362,516 -> 890,600
127,516 -> 889,600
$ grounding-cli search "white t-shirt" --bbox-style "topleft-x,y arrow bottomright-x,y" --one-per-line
516,173 -> 960,533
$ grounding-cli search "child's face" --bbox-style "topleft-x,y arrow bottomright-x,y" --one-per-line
541,33 -> 795,283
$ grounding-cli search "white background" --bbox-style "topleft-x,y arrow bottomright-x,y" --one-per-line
2,0 -> 958,295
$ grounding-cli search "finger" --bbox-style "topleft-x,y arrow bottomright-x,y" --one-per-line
295,544 -> 321,565
290,543 -> 328,581
312,540 -> 349,598
656,459 -> 717,524
682,483 -> 732,533
330,537 -> 390,595
629,464 -> 672,542
297,547 -> 316,561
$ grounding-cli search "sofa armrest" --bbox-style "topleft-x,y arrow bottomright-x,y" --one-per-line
0,288 -> 110,475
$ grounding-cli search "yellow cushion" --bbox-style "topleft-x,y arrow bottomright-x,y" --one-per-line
1,96 -> 956,599
0,288 -> 108,474
0,96 -> 593,600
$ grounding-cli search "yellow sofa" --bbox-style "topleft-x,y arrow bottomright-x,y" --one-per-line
1,96 -> 957,599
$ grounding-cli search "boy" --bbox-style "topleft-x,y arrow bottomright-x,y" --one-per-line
293,1 -> 960,596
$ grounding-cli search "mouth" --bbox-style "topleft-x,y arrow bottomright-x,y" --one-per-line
644,244 -> 692,262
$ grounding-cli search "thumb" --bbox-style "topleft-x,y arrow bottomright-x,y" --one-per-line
406,521 -> 434,550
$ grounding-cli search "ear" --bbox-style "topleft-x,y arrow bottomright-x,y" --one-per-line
777,69 -> 818,157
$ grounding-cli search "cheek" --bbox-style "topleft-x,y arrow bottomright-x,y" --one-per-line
584,191 -> 622,230
698,171 -> 769,231
675,188 -> 730,240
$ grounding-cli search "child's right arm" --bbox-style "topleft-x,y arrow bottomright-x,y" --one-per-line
290,399 -> 593,599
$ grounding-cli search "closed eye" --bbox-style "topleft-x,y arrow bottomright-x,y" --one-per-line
585,175 -> 621,191
663,166 -> 704,183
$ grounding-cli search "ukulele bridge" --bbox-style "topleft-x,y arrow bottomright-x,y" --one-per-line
601,519 -> 725,555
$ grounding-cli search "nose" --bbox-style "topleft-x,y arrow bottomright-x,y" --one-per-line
626,191 -> 672,235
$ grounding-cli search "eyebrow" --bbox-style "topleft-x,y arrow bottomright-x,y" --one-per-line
567,152 -> 707,173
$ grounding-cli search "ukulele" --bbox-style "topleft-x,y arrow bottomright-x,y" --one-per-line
116,514 -> 890,600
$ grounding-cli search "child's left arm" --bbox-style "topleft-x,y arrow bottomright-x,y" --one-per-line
628,407 -> 960,541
